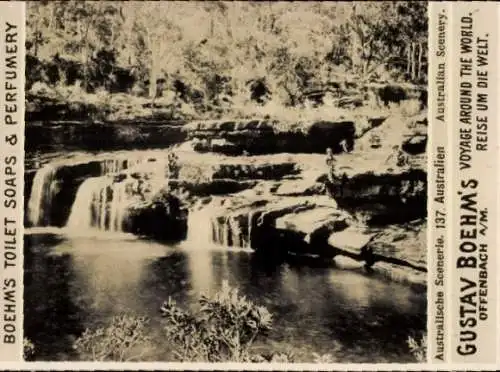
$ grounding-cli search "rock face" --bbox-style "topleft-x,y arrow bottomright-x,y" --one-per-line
328,221 -> 426,270
328,221 -> 427,290
177,158 -> 300,183
124,199 -> 188,242
324,168 -> 427,225
26,122 -> 187,153
183,119 -> 356,155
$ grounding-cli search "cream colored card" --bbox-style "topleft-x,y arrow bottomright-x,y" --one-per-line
0,1 -> 498,370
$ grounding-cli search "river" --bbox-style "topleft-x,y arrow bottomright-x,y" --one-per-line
24,228 -> 425,363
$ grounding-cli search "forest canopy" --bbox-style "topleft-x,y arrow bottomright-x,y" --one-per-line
26,1 -> 427,116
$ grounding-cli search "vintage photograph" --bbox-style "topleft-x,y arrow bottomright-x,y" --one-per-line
23,1 -> 428,363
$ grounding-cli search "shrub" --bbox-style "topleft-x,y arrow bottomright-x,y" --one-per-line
312,352 -> 335,363
73,315 -> 152,361
407,332 -> 427,362
23,338 -> 35,361
160,280 -> 273,362
29,81 -> 55,98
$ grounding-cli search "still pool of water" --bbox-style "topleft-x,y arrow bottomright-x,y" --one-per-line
24,230 -> 426,363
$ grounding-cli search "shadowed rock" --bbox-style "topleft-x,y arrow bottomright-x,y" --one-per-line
184,118 -> 356,155
402,134 -> 427,155
124,197 -> 188,242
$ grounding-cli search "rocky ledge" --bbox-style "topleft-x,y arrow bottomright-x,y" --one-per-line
182,116 -> 388,155
26,112 -> 427,290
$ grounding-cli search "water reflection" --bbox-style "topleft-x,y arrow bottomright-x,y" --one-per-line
24,232 -> 425,362
24,234 -> 84,361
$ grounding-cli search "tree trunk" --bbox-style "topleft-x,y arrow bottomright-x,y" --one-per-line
362,58 -> 370,80
147,29 -> 157,103
149,58 -> 157,102
81,13 -> 94,92
410,42 -> 416,81
417,42 -> 422,80
34,29 -> 39,57
406,43 -> 411,76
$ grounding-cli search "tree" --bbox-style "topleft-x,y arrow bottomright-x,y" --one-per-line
124,2 -> 185,100
26,1 -> 428,108
395,2 -> 428,81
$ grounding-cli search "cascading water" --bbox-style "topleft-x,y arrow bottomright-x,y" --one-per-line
108,181 -> 128,232
27,164 -> 58,226
190,199 -> 255,249
185,202 -> 216,248
66,176 -> 135,232
65,156 -> 167,232
27,154 -> 154,229
66,177 -> 108,229
29,152 -> 245,244
101,157 -> 145,175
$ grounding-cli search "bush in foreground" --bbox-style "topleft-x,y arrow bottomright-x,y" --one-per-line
161,280 -> 272,362
73,315 -> 152,362
407,332 -> 427,362
23,338 -> 36,361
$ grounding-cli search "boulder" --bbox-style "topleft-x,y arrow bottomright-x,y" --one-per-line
328,220 -> 426,271
366,221 -> 427,271
274,207 -> 349,246
328,227 -> 375,255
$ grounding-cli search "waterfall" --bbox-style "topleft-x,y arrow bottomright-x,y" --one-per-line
27,152 -> 155,229
66,176 -> 134,232
247,211 -> 254,249
185,205 -> 215,248
66,177 -> 109,229
101,158 -> 142,174
196,200 -> 254,249
108,181 -> 128,232
27,164 -> 57,226
185,203 -> 254,251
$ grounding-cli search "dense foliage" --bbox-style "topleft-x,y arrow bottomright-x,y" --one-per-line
161,280 -> 273,362
27,1 -> 427,114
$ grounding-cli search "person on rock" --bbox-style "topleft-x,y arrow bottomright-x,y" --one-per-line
325,147 -> 336,184
325,147 -> 347,198
167,152 -> 180,179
